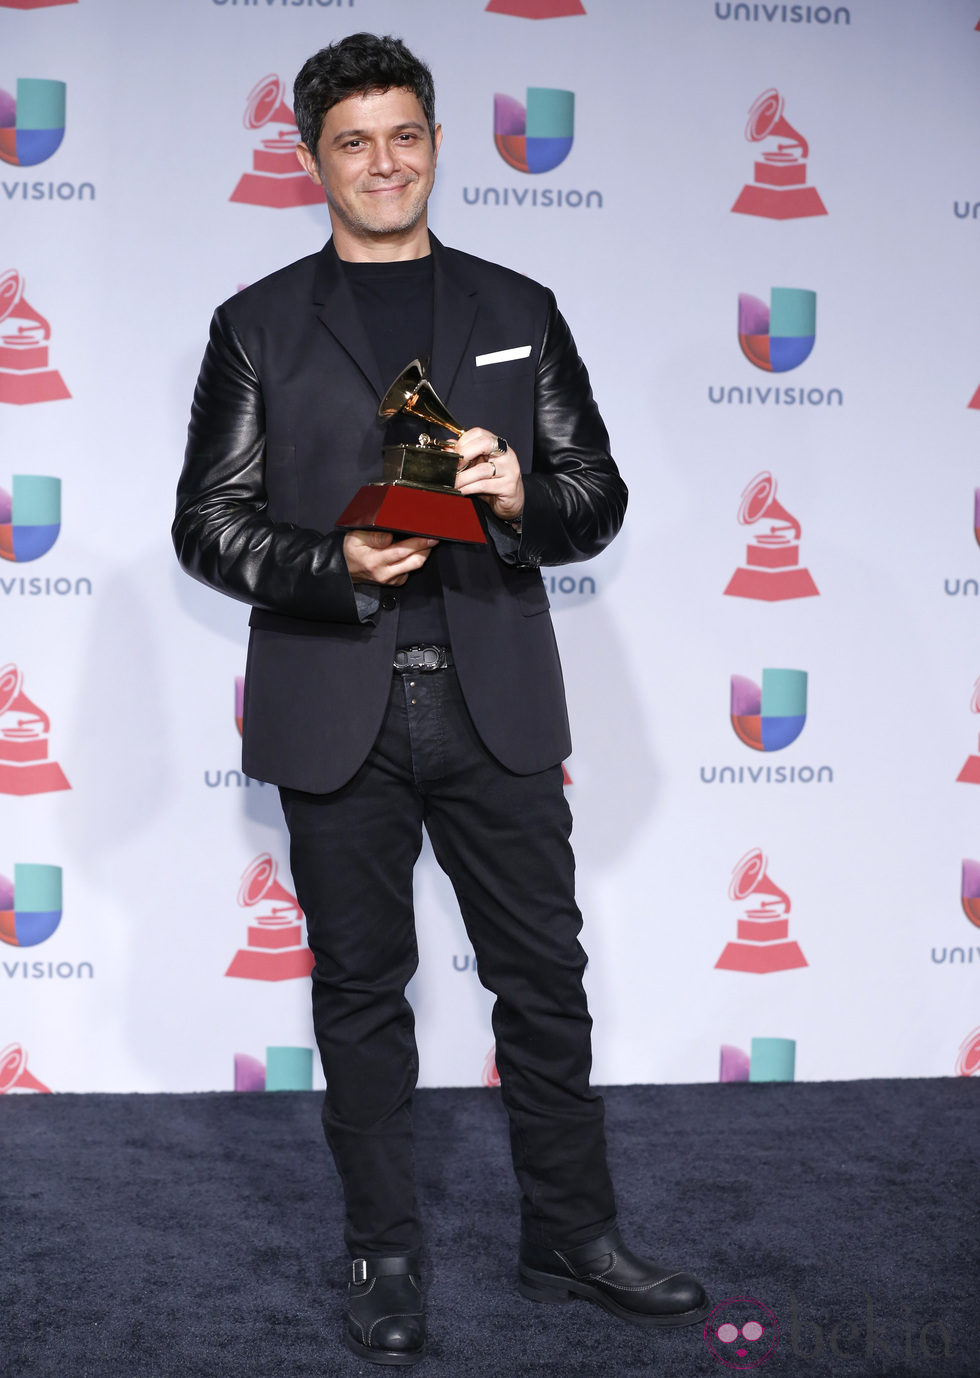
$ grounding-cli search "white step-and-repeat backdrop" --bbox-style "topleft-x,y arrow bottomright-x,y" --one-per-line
4,0 -> 980,1095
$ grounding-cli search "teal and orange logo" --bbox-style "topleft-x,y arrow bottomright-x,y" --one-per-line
738,289 -> 816,372
494,87 -> 574,173
730,668 -> 807,752
0,476 -> 60,562
0,79 -> 65,167
0,863 -> 62,947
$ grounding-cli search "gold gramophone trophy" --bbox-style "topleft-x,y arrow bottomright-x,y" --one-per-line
335,357 -> 487,545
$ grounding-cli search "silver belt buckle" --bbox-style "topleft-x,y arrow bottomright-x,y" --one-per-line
352,1258 -> 368,1285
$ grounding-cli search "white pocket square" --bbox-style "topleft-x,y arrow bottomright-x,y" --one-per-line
475,345 -> 532,367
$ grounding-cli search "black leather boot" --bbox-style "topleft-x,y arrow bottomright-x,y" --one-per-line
345,1255 -> 426,1366
519,1228 -> 710,1327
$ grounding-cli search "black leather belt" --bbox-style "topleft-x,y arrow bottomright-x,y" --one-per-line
393,645 -> 453,673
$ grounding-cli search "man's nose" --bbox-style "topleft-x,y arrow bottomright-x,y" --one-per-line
370,143 -> 399,177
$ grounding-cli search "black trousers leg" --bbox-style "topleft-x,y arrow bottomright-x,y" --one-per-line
280,668 -> 616,1256
280,688 -> 426,1258
419,679 -> 617,1248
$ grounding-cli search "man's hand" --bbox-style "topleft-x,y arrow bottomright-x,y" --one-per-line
454,428 -> 525,523
343,529 -> 438,586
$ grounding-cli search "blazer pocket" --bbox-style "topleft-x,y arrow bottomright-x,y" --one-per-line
470,356 -> 536,389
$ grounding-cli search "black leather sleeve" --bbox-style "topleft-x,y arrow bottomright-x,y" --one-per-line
517,293 -> 628,568
172,308 -> 360,623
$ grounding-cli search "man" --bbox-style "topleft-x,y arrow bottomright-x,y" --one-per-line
174,32 -> 709,1367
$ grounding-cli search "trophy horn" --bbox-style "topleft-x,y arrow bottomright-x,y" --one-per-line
378,357 -> 464,443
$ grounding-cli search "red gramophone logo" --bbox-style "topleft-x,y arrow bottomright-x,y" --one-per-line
235,675 -> 244,736
225,853 -> 314,982
0,1042 -> 51,1093
0,1 -> 76,8
731,89 -> 827,220
956,677 -> 980,783
0,270 -> 70,405
715,848 -> 807,974
485,0 -> 586,14
0,664 -> 70,796
955,1026 -> 980,1076
482,1043 -> 500,1087
230,74 -> 322,209
724,472 -> 818,601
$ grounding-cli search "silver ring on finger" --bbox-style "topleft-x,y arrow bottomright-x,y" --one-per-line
489,435 -> 507,458
489,459 -> 497,478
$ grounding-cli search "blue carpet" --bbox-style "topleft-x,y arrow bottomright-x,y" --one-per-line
2,1079 -> 977,1376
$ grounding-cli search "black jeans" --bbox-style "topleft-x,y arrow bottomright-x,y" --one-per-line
279,666 -> 616,1257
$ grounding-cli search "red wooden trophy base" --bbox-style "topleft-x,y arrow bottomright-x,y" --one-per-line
336,483 -> 486,545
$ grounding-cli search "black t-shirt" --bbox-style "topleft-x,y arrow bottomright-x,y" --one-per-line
344,255 -> 451,649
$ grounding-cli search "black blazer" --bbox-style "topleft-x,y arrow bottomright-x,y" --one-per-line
174,236 -> 627,792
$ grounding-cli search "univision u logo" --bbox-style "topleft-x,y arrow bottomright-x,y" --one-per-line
494,88 -> 574,173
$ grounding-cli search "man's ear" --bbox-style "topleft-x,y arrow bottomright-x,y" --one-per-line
432,123 -> 443,166
295,143 -> 322,185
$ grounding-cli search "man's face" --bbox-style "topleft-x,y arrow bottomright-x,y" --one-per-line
297,88 -> 441,254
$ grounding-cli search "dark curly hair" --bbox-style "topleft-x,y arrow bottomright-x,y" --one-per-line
293,33 -> 437,159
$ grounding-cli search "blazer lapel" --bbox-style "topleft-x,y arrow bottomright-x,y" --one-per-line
429,235 -> 478,408
311,239 -> 385,399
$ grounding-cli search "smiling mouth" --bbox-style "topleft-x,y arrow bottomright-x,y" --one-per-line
363,181 -> 415,194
